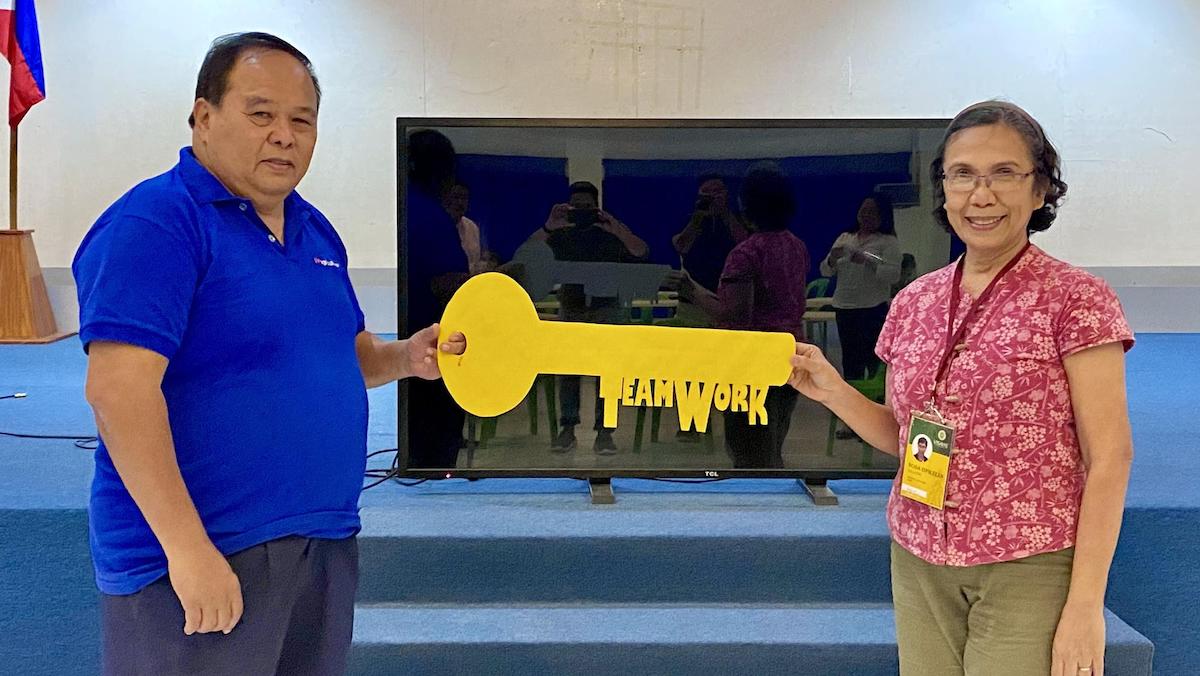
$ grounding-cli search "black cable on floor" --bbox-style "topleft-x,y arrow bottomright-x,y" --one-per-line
0,432 -> 100,450
0,395 -> 426,478
363,448 -> 428,489
2,394 -> 98,449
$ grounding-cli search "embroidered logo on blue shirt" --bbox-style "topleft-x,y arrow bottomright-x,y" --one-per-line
313,257 -> 342,268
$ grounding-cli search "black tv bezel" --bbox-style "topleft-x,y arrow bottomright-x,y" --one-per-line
395,116 -> 950,482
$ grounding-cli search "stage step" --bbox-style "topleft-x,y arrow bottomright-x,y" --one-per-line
356,480 -> 902,606
348,603 -> 1153,676
356,484 -> 895,605
357,531 -> 894,605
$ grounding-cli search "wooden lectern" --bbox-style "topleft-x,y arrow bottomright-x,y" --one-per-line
0,229 -> 69,343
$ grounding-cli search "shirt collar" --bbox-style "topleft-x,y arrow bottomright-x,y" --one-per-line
178,146 -> 238,204
176,146 -> 308,216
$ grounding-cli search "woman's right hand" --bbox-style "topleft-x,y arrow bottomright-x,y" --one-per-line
788,343 -> 846,404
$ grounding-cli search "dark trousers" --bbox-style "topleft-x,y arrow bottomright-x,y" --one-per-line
835,303 -> 889,380
557,302 -> 624,432
558,375 -> 605,431
723,386 -> 799,469
102,536 -> 358,676
407,377 -> 465,468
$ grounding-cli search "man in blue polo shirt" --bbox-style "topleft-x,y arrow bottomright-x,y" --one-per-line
73,33 -> 463,675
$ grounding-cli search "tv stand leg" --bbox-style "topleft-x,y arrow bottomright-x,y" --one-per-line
798,479 -> 839,506
589,478 -> 615,505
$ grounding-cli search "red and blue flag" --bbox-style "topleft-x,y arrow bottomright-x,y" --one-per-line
0,0 -> 44,126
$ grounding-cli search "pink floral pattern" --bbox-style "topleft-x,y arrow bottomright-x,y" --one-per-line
876,246 -> 1134,566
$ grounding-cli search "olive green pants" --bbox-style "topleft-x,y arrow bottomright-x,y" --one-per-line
891,540 -> 1074,675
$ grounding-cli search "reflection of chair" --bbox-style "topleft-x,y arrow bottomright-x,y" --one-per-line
807,277 -> 830,298
826,364 -> 886,467
804,278 -> 834,350
464,375 -> 557,460
463,299 -> 563,462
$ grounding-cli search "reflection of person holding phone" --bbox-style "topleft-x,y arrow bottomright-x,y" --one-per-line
912,435 -> 931,462
679,164 -> 809,469
527,181 -> 648,260
524,181 -> 648,455
672,173 -> 748,306
669,173 -> 748,441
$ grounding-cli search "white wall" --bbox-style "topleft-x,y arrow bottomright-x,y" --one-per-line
6,0 -> 1198,329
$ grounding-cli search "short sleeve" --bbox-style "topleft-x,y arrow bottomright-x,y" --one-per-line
335,235 -> 367,334
1056,276 -> 1135,358
73,215 -> 204,360
719,244 -> 755,286
872,236 -> 903,286
818,233 -> 847,277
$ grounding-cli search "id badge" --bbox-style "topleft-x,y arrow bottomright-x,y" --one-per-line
899,411 -> 955,510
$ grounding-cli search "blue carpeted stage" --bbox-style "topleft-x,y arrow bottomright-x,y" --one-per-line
2,335 -> 1195,674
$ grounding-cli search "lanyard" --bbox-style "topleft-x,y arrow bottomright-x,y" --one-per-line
928,242 -> 1032,405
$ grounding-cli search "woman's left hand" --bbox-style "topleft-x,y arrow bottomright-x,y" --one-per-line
788,343 -> 845,405
1051,602 -> 1106,676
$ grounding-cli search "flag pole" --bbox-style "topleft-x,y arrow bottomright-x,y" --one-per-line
0,117 -> 64,342
8,125 -> 15,230
0,0 -> 66,342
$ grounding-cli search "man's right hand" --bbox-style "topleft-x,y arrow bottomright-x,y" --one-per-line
544,203 -> 571,231
168,542 -> 243,635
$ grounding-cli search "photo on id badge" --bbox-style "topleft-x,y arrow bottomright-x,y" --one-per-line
900,415 -> 953,509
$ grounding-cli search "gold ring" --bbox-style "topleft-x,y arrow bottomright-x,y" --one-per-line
1078,669 -> 1092,673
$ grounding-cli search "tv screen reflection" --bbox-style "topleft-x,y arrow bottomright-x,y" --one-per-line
399,121 -> 947,476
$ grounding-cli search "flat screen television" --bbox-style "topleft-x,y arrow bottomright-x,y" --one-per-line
395,118 -> 951,488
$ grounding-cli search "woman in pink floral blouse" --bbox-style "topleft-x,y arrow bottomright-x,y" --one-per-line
788,101 -> 1134,676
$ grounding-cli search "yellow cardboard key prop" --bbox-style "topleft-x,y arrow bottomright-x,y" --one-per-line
437,273 -> 795,432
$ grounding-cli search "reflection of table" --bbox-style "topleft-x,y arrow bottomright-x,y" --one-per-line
513,241 -> 674,307
804,310 -> 835,352
534,292 -> 679,322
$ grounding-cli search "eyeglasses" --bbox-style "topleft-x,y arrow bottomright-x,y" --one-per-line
941,168 -> 1037,193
